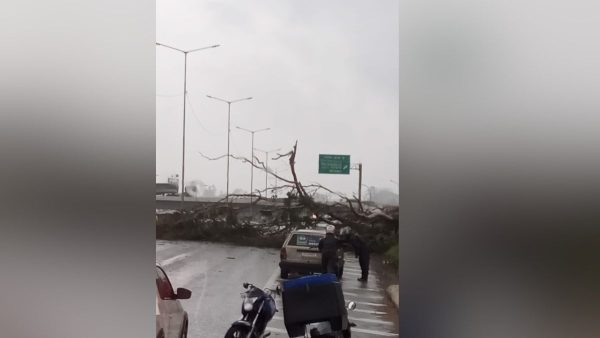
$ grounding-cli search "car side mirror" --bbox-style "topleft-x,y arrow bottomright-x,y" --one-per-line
175,287 -> 191,299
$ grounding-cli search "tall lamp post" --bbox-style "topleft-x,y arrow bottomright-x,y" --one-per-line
362,184 -> 375,202
254,147 -> 281,195
156,42 -> 220,209
206,95 -> 252,203
236,126 -> 270,212
390,179 -> 399,193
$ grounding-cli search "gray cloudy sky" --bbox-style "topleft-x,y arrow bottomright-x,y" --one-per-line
156,0 -> 399,197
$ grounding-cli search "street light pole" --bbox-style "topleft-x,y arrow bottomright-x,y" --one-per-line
156,42 -> 220,209
390,179 -> 399,193
206,95 -> 252,203
363,184 -> 375,202
358,163 -> 363,205
236,126 -> 270,214
254,147 -> 281,194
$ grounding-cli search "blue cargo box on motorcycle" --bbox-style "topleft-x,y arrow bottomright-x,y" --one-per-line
281,274 -> 348,337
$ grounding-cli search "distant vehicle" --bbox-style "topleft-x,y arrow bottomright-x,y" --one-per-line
279,229 -> 344,279
314,222 -> 329,230
156,183 -> 179,196
156,265 -> 191,338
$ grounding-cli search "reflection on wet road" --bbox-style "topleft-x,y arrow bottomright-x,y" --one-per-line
156,240 -> 398,337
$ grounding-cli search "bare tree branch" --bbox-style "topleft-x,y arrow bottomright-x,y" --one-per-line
196,142 -> 396,225
198,151 -> 296,185
272,150 -> 293,160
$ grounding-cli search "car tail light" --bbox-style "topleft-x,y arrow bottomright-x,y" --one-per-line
280,247 -> 287,260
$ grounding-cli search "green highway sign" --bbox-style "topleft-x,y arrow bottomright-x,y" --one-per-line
319,154 -> 350,174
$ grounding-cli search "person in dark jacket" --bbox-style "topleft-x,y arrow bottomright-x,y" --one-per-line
350,233 -> 370,282
318,225 -> 339,275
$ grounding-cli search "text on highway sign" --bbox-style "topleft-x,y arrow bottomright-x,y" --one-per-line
319,154 -> 350,174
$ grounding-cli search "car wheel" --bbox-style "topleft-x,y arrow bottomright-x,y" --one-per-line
280,268 -> 289,279
180,318 -> 188,338
224,325 -> 250,338
343,327 -> 351,338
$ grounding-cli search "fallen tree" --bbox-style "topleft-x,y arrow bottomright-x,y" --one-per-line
157,141 -> 398,252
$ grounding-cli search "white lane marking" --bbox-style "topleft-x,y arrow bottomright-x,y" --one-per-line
343,292 -> 384,299
343,287 -> 383,292
272,319 -> 398,337
344,268 -> 377,276
274,316 -> 393,326
344,267 -> 365,272
192,261 -> 208,321
345,263 -> 361,267
356,301 -> 388,307
348,316 -> 394,325
344,271 -> 379,279
159,253 -> 189,267
354,308 -> 388,315
265,327 -> 287,334
353,327 -> 399,337
263,266 -> 280,290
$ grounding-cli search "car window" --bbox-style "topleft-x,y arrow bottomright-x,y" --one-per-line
156,267 -> 175,299
289,234 -> 322,247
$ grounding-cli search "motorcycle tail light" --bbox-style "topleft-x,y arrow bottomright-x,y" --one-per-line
280,247 -> 287,260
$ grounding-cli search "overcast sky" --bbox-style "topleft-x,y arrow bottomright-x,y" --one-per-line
156,0 -> 399,197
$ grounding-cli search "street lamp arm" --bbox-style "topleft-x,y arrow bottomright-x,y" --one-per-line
156,42 -> 186,53
230,97 -> 253,103
206,95 -> 230,104
254,127 -> 270,133
236,126 -> 253,134
188,44 -> 220,53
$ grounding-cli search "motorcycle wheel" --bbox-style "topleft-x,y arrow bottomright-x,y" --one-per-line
224,326 -> 251,338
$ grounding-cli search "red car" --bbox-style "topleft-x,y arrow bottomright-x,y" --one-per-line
156,265 -> 191,338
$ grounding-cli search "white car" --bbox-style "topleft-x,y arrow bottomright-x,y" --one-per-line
156,265 -> 191,338
279,229 -> 345,279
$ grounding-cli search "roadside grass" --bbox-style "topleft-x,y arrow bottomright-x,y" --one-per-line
384,242 -> 398,271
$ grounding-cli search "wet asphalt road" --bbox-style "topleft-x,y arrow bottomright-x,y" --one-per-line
156,240 -> 399,338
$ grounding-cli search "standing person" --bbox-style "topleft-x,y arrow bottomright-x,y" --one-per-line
351,233 -> 370,282
318,225 -> 339,274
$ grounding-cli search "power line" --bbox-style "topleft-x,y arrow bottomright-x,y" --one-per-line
186,93 -> 220,137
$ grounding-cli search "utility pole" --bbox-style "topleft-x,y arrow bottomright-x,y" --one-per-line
351,162 -> 363,208
358,163 -> 363,205
206,95 -> 252,203
236,126 -> 270,215
156,42 -> 220,209
254,147 -> 281,196
390,179 -> 399,195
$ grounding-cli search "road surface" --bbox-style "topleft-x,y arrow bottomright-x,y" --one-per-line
156,240 -> 399,337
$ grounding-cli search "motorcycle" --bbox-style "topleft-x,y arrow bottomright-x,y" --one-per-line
224,282 -> 278,338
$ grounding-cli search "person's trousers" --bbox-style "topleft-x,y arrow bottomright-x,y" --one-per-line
322,252 -> 338,274
359,253 -> 370,280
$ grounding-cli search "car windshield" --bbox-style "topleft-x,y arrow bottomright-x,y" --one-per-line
290,234 -> 322,247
